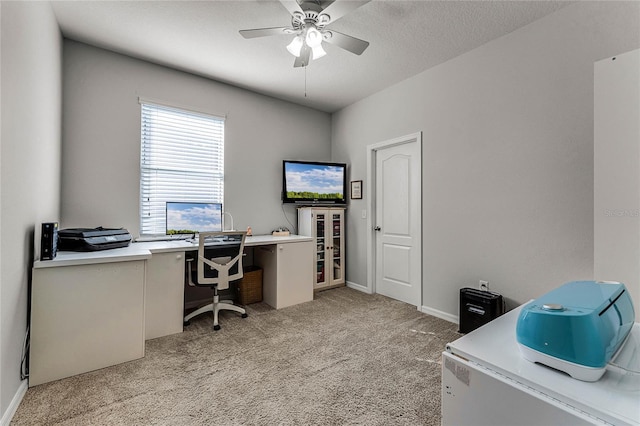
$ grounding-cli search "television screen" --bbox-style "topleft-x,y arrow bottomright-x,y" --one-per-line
283,160 -> 347,204
166,202 -> 222,235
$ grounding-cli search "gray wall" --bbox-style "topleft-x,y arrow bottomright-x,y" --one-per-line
1,1 -> 62,420
594,49 -> 640,321
332,1 -> 640,319
61,41 -> 331,237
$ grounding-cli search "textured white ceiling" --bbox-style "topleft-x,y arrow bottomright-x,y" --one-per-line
51,0 -> 571,112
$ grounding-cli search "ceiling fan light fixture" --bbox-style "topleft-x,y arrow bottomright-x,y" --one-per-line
286,35 -> 304,57
305,27 -> 322,48
311,43 -> 326,60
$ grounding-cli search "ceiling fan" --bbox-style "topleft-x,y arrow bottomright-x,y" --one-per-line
239,0 -> 370,67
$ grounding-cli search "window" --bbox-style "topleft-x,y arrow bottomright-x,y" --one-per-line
140,100 -> 224,235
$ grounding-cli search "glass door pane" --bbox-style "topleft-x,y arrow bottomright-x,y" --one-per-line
332,213 -> 342,282
316,214 -> 325,285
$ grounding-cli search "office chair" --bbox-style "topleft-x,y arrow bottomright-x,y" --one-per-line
183,231 -> 248,330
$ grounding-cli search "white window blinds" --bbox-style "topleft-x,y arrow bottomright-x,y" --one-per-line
140,101 -> 224,235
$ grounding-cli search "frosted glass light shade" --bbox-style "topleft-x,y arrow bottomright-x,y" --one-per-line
286,36 -> 303,57
311,44 -> 326,60
305,27 -> 322,48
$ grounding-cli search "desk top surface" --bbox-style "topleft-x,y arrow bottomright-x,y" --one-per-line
34,234 -> 313,269
136,234 -> 312,251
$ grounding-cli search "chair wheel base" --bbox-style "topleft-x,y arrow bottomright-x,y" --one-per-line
214,324 -> 221,331
241,313 -> 248,318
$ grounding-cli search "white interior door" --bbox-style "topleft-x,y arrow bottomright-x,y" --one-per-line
372,134 -> 421,306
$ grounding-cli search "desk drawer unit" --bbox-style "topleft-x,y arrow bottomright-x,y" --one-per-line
145,251 -> 185,340
30,260 -> 145,386
255,241 -> 313,309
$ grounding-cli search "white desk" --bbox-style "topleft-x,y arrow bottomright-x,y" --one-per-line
30,235 -> 313,386
135,235 -> 314,339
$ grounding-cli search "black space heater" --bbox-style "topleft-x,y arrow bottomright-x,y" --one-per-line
459,287 -> 505,334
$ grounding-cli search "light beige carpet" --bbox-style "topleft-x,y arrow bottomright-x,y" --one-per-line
12,287 -> 461,425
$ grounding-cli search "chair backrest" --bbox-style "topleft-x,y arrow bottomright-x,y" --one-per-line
196,231 -> 247,290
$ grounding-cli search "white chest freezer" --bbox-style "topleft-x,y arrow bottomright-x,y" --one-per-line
442,305 -> 640,426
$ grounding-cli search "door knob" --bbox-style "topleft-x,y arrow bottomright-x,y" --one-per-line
374,226 -> 381,231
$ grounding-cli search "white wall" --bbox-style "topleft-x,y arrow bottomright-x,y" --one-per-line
0,0 -> 62,421
332,1 -> 640,319
61,41 -> 331,237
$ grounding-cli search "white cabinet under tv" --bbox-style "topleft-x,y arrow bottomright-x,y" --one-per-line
298,207 -> 345,291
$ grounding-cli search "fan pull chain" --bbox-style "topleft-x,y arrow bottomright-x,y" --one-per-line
304,65 -> 307,98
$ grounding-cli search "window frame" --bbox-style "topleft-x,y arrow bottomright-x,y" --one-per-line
139,98 -> 225,236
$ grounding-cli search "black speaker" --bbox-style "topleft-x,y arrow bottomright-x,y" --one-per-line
40,222 -> 58,260
459,287 -> 504,333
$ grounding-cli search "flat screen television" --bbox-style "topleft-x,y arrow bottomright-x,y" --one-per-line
166,202 -> 223,235
282,160 -> 347,205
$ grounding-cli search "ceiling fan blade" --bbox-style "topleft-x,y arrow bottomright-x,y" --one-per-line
324,30 -> 369,55
279,0 -> 304,16
239,27 -> 291,39
294,45 -> 311,68
318,0 -> 370,24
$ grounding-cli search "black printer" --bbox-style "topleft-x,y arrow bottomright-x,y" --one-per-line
58,227 -> 132,251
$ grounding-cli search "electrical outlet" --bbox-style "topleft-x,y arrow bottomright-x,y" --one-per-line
479,280 -> 489,291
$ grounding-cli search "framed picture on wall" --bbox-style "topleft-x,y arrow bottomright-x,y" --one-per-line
351,180 -> 362,200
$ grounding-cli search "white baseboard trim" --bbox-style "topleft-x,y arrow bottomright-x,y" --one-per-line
1,380 -> 27,426
420,305 -> 458,324
346,284 -> 458,325
346,281 -> 372,294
